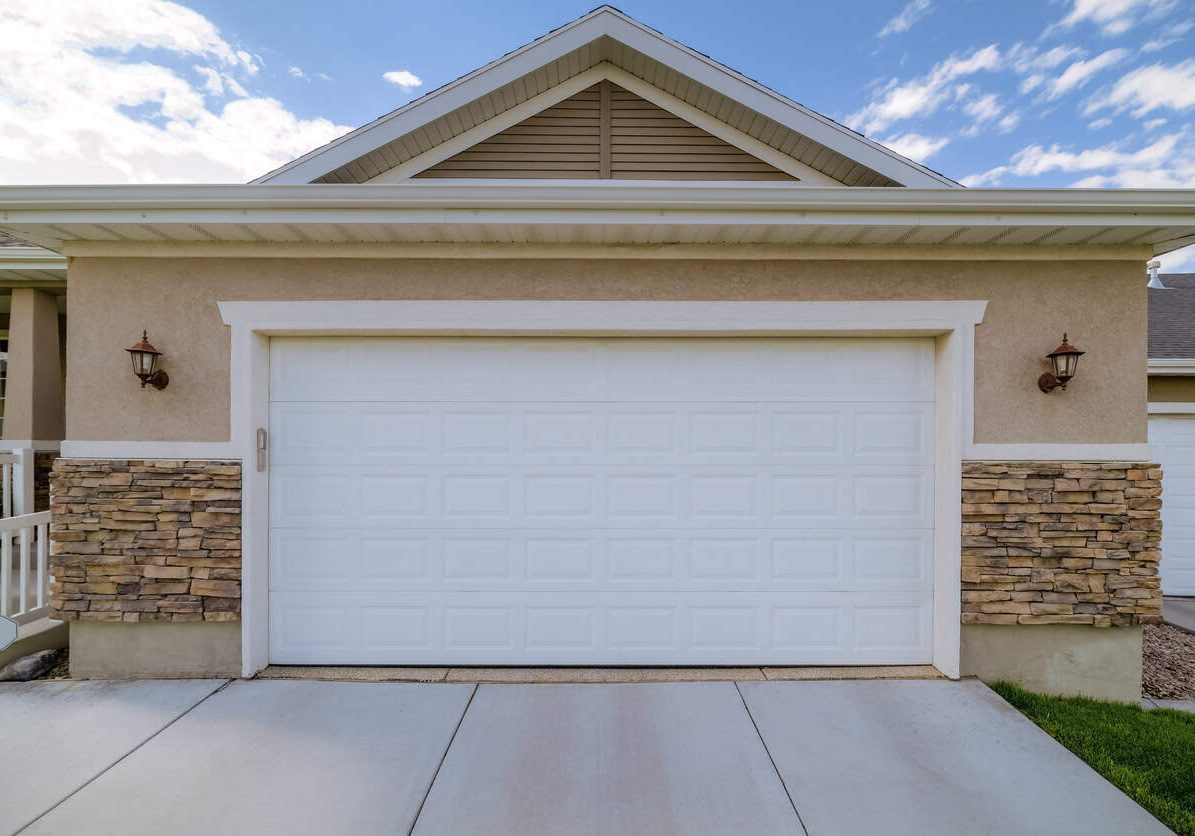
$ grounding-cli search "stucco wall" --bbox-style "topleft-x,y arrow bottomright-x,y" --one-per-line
64,257 -> 1146,443
1148,375 -> 1195,402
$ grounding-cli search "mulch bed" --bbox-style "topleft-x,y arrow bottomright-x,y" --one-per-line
42,648 -> 70,679
1143,623 -> 1195,700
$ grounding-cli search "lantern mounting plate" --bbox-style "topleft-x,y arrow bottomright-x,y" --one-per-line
143,370 -> 170,390
1038,372 -> 1065,393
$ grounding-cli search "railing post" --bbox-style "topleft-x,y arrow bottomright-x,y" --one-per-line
12,447 -> 34,517
0,530 -> 9,617
36,520 -> 47,609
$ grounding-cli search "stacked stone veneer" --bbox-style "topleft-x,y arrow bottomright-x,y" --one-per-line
962,462 -> 1162,627
34,449 -> 57,512
48,459 -> 241,622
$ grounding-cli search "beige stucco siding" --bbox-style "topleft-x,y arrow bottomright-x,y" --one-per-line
64,257 -> 1145,444
1148,375 -> 1195,402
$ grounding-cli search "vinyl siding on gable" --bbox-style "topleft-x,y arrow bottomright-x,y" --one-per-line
415,81 -> 797,181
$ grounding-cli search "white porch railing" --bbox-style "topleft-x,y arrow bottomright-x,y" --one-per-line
0,447 -> 35,519
0,510 -> 51,624
0,447 -> 49,623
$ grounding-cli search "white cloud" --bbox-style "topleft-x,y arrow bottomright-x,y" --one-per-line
964,93 -> 1003,122
382,69 -> 423,91
880,132 -> 950,161
1088,117 -> 1113,129
878,0 -> 933,37
1008,44 -> 1086,74
1056,0 -> 1176,36
847,45 -> 1001,134
287,66 -> 306,79
1145,117 -> 1168,130
0,0 -> 352,183
1157,245 -> 1195,272
1044,48 -> 1128,99
1085,59 -> 1195,116
997,113 -> 1021,133
1141,19 -> 1193,52
194,65 -> 225,95
963,132 -> 1195,187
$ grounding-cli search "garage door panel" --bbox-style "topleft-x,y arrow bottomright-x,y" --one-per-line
270,337 -> 936,665
270,529 -> 931,592
270,401 -> 933,467
1149,417 -> 1195,595
270,589 -> 931,664
271,468 -> 932,530
270,337 -> 934,404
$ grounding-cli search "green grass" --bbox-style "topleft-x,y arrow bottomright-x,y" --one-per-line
992,682 -> 1195,835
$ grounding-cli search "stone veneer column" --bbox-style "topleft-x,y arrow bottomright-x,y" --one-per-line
961,462 -> 1162,626
49,459 -> 241,622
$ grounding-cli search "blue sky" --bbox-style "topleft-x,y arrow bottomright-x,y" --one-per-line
1,0 -> 1193,265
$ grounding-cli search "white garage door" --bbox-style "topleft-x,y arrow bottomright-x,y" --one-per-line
1149,416 -> 1195,595
268,337 -> 935,665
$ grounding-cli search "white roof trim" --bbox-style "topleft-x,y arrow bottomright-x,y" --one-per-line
0,246 -> 66,271
4,182 -> 1194,211
255,7 -> 954,188
1149,402 -> 1195,414
0,244 -> 67,283
368,64 -> 841,185
1,183 -> 1192,253
1148,359 -> 1195,375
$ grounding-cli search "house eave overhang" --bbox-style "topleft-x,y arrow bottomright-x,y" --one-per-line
1148,359 -> 1195,375
0,183 -> 1192,254
0,245 -> 68,284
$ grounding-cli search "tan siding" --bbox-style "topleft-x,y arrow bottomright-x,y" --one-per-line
417,86 -> 601,179
1148,376 -> 1195,402
415,81 -> 797,181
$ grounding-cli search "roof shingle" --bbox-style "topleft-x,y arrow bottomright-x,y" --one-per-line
1149,273 -> 1195,359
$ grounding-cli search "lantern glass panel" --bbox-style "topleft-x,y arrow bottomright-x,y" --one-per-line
129,350 -> 156,377
1060,352 -> 1080,380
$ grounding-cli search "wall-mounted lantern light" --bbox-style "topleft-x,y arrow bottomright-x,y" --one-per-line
125,331 -> 169,390
1037,333 -> 1084,393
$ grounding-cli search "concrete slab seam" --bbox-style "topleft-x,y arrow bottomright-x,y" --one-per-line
406,683 -> 478,836
13,680 -> 232,835
733,681 -> 808,836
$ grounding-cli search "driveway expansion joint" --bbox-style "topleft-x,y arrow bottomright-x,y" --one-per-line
13,679 -> 231,835
407,683 -> 478,836
734,681 -> 809,835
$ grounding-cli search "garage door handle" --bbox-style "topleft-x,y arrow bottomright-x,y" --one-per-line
256,428 -> 268,472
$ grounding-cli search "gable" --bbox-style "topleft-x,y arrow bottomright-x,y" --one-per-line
261,8 -> 956,187
414,81 -> 795,181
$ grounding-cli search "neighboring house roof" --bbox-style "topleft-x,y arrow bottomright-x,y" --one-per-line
254,6 -> 958,188
1149,274 -> 1195,362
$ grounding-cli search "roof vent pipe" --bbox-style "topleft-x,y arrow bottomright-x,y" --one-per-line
1148,260 -> 1167,289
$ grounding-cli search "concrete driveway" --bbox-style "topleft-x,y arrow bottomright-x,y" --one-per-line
0,678 -> 1168,835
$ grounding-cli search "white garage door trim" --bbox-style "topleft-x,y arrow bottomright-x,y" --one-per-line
221,300 -> 989,678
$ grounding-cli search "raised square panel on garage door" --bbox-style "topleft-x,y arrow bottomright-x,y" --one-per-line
268,337 -> 936,665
